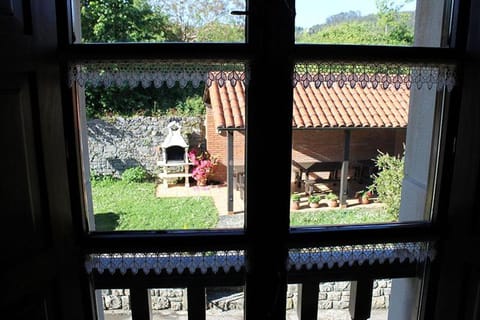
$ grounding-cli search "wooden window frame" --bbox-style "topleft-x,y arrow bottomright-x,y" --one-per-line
57,1 -> 470,319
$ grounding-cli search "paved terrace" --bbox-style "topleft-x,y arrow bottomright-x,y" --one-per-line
155,178 -> 378,229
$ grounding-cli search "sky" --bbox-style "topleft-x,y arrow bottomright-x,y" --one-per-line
295,0 -> 417,28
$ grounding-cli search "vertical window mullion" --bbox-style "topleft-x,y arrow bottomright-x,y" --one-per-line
130,287 -> 151,320
245,1 -> 295,319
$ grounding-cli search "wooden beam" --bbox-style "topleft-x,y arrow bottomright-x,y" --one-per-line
244,1 -> 294,319
130,288 -> 151,320
349,279 -> 374,320
297,282 -> 319,320
187,286 -> 206,320
339,130 -> 351,207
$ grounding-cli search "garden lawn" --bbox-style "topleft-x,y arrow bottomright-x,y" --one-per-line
290,206 -> 396,226
92,179 -> 218,231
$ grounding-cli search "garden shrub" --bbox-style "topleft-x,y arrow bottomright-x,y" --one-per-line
122,166 -> 150,183
90,170 -> 116,183
369,149 -> 405,220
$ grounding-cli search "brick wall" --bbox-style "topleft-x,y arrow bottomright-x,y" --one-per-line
292,129 -> 406,162
205,107 -> 246,183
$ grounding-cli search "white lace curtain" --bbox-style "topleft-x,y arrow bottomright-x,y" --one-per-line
85,242 -> 434,275
69,60 -> 247,88
288,242 -> 434,271
294,62 -> 456,91
69,60 -> 456,91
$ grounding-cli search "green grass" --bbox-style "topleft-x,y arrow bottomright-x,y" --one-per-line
91,179 -> 395,231
91,179 -> 218,231
290,206 -> 396,227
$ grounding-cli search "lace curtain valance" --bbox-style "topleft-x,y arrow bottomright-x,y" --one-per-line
288,242 -> 434,272
68,60 -> 247,89
294,62 -> 456,91
69,60 -> 455,91
85,242 -> 434,275
85,250 -> 245,275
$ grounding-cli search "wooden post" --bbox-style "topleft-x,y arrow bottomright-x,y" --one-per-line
187,286 -> 206,320
340,130 -> 351,207
184,147 -> 190,187
349,279 -> 374,320
297,282 -> 319,320
130,288 -> 151,320
227,131 -> 234,214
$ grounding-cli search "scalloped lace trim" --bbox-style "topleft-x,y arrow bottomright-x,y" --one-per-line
69,60 -> 246,88
294,62 -> 455,91
69,60 -> 455,91
85,242 -> 434,275
85,250 -> 245,275
288,242 -> 434,271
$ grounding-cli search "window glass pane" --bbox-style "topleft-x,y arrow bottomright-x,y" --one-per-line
97,289 -> 132,320
74,61 -> 246,231
286,242 -> 432,317
206,286 -> 244,319
289,62 -> 451,227
288,274 -> 427,319
149,288 -> 188,319
286,281 -> 392,320
75,0 -> 246,43
295,0 -> 452,47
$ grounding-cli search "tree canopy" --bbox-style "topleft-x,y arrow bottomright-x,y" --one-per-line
296,0 -> 414,46
80,0 -> 178,42
80,0 -> 415,118
149,0 -> 245,42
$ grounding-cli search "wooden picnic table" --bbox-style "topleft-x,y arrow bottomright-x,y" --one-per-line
292,160 -> 343,190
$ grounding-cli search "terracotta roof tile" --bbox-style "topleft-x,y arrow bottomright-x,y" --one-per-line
206,76 -> 410,130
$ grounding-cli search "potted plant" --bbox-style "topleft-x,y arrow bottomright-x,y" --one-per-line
357,189 -> 373,204
325,192 -> 339,207
308,194 -> 322,208
291,193 -> 301,210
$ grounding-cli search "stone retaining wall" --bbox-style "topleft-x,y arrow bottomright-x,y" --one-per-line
87,116 -> 204,177
101,280 -> 391,313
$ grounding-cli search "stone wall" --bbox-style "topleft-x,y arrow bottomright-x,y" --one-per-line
101,281 -> 391,313
101,288 -> 186,312
286,281 -> 391,311
87,116 -> 204,177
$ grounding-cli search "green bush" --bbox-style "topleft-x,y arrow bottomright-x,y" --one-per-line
369,149 -> 405,220
90,170 -> 116,183
121,166 -> 150,183
174,95 -> 205,115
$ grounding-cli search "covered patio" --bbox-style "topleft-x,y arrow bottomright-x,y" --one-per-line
204,74 -> 409,210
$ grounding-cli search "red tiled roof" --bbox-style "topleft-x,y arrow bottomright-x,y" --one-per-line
205,77 -> 410,130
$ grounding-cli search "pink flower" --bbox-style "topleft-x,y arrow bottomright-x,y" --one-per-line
189,148 -> 218,182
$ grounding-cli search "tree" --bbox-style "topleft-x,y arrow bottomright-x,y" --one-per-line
80,0 -> 177,42
325,10 -> 362,26
298,19 -> 392,45
296,0 -> 414,46
84,84 -> 204,118
150,0 -> 245,42
80,0 -> 207,118
375,0 -> 414,44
